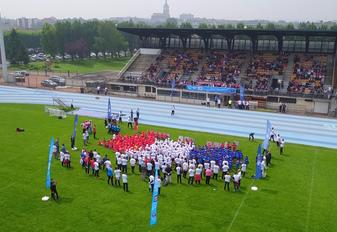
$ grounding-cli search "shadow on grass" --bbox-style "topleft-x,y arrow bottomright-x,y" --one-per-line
57,196 -> 74,204
260,188 -> 279,195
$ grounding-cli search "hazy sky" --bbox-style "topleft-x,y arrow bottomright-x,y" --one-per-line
2,0 -> 337,21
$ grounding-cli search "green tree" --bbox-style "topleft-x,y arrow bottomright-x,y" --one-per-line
265,23 -> 276,30
41,23 -> 57,57
180,22 -> 193,29
236,23 -> 245,29
285,23 -> 295,30
165,18 -> 178,28
256,23 -> 264,29
5,29 -> 29,64
198,23 -> 208,29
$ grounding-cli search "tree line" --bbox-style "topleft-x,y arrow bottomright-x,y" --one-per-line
3,19 -> 337,65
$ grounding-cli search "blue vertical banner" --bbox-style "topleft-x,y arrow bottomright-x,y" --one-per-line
255,144 -> 263,179
150,167 -> 159,225
262,120 -> 272,150
72,114 -> 79,140
46,137 -> 54,189
107,98 -> 112,120
240,85 -> 245,102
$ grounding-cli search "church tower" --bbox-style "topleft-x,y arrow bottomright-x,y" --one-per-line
163,0 -> 170,19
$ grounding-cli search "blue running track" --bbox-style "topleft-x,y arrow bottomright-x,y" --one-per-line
0,86 -> 336,149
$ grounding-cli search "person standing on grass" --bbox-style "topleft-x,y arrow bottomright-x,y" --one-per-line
122,173 -> 128,192
141,162 -> 147,181
107,166 -> 114,186
149,174 -> 155,192
188,167 -> 195,185
147,161 -> 153,177
83,131 -> 87,146
249,132 -> 255,141
127,116 -> 133,129
266,151 -> 272,167
280,139 -> 285,155
53,143 -> 58,159
205,168 -> 212,185
165,165 -> 172,184
130,157 -> 136,173
195,166 -> 202,184
114,168 -> 121,186
102,155 -> 109,170
157,177 -> 162,195
85,130 -> 89,144
50,179 -> 59,200
176,165 -> 182,183
182,160 -> 188,178
84,155 -> 90,174
93,125 -> 97,139
117,155 -> 122,170
224,172 -> 231,191
121,155 -> 128,173
213,164 -> 219,180
233,173 -> 240,191
204,161 -> 210,177
64,152 -> 71,168
241,163 -> 247,177
222,162 -> 229,179
94,159 -> 100,177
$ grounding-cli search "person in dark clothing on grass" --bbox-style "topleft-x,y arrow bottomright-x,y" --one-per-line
50,179 -> 59,200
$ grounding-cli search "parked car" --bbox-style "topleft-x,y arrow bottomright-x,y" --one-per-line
49,76 -> 66,86
41,80 -> 57,88
14,71 -> 29,77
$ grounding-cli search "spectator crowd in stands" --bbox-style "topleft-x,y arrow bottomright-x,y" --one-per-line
288,54 -> 328,95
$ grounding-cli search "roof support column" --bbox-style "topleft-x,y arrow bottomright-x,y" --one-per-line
277,35 -> 283,53
305,36 -> 310,53
180,37 -> 187,49
226,36 -> 234,52
251,35 -> 258,54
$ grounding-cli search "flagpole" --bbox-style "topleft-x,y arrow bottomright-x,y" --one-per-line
0,12 -> 9,82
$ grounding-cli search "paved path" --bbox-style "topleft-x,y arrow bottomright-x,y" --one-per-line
0,86 -> 336,149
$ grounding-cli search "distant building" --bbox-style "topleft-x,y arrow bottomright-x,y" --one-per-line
179,13 -> 194,22
151,0 -> 170,23
16,17 -> 29,29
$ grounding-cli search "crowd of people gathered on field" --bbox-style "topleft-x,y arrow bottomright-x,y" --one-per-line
50,106 -> 285,199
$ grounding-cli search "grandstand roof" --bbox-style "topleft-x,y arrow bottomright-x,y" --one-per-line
118,27 -> 337,53
118,27 -> 337,38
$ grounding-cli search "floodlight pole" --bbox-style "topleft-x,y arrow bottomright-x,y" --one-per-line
0,13 -> 9,82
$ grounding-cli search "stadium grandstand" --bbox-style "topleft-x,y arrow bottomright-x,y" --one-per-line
111,27 -> 337,116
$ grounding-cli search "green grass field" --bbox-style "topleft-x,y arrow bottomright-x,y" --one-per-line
1,104 -> 337,232
10,58 -> 129,74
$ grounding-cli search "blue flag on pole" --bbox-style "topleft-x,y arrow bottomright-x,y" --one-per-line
150,167 -> 159,225
240,85 -> 245,102
46,137 -> 54,189
262,120 -> 272,150
255,144 -> 263,179
107,98 -> 112,120
72,114 -> 78,139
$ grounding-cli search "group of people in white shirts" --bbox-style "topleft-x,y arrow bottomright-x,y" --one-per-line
101,138 -> 246,192
269,127 -> 286,155
76,136 -> 249,193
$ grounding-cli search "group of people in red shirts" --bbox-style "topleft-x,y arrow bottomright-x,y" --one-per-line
98,131 -> 169,153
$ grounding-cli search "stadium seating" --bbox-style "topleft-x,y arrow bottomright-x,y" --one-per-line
288,54 -> 328,94
120,49 -> 333,96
